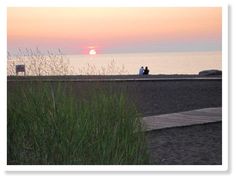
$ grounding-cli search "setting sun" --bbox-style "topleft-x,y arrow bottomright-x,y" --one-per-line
89,49 -> 96,55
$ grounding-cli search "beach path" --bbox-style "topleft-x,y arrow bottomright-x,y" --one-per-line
142,107 -> 222,131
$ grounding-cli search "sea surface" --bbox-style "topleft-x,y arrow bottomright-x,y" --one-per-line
8,51 -> 222,75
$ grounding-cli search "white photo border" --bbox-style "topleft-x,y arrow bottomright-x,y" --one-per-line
0,0 -> 228,172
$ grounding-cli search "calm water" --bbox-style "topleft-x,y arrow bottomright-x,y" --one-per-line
68,51 -> 222,75
8,51 -> 222,75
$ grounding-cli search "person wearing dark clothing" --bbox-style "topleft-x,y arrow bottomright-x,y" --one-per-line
143,66 -> 149,75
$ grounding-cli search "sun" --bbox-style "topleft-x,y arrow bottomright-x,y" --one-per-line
89,49 -> 96,55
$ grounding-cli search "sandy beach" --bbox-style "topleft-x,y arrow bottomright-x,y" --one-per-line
8,75 -> 222,117
146,122 -> 222,165
7,75 -> 222,165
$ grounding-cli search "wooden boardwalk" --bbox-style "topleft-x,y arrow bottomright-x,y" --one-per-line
142,107 -> 222,131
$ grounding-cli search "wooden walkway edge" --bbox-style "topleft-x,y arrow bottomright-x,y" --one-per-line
142,107 -> 222,131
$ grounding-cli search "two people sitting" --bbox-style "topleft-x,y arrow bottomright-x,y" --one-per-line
139,66 -> 149,75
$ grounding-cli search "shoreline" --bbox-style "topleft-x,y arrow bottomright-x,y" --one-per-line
7,74 -> 222,82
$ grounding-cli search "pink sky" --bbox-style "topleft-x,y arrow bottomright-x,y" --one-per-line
7,7 -> 222,54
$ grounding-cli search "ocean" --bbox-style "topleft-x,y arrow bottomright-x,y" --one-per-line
68,51 -> 222,75
8,51 -> 222,75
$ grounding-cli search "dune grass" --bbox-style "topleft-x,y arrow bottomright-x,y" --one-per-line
7,82 -> 149,165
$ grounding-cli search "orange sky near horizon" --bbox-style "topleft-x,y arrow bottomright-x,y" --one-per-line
7,7 -> 222,54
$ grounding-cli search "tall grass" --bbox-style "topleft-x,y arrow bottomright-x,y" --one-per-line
7,48 -> 73,76
7,48 -> 128,76
7,82 -> 148,165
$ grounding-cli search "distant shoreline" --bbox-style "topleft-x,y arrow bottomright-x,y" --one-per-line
7,74 -> 222,82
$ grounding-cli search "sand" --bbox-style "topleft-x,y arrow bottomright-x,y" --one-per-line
146,122 -> 222,165
7,75 -> 222,165
9,75 -> 221,116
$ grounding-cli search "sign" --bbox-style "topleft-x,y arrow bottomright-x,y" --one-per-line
16,64 -> 25,75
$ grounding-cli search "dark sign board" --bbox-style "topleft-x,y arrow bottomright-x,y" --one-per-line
16,65 -> 25,73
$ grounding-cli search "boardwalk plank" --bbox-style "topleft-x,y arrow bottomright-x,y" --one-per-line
142,107 -> 222,131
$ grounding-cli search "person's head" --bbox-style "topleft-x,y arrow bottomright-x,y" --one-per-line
145,66 -> 148,69
141,66 -> 143,68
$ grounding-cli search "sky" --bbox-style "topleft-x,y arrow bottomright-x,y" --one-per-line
7,7 -> 222,54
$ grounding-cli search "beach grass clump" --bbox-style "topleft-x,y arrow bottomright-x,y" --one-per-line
7,82 -> 148,165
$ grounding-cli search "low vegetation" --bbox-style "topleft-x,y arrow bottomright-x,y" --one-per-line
7,48 -> 73,76
7,48 -> 128,76
7,82 -> 148,164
